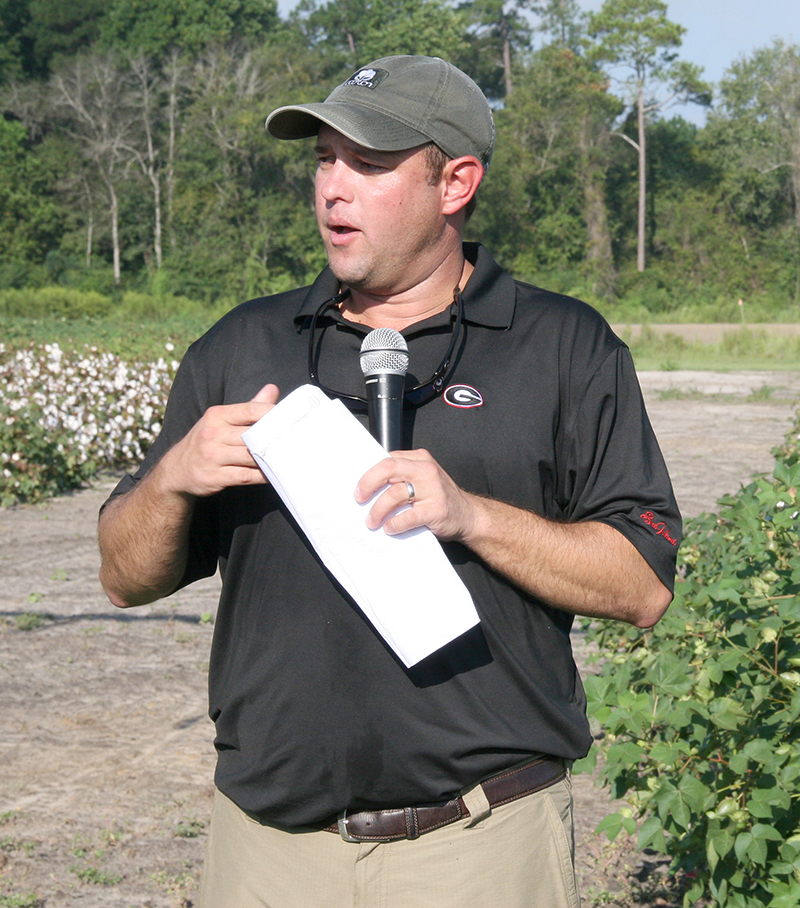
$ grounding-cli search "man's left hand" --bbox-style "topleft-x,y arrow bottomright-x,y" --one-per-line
355,449 -> 478,543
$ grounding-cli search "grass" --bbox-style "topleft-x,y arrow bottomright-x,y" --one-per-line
2,314 -> 800,372
0,311 -> 228,362
622,326 -> 800,371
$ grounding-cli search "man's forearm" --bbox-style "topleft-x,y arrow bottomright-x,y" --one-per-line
461,493 -> 672,628
357,451 -> 674,628
98,455 -> 195,609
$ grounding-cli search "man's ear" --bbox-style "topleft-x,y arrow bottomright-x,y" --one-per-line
441,156 -> 484,217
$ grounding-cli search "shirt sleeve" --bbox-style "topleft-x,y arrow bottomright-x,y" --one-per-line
561,344 -> 682,593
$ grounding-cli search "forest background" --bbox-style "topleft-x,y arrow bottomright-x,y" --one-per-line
2,0 -> 800,324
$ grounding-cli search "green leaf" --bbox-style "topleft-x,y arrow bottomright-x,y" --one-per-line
678,774 -> 713,812
730,751 -> 750,774
751,823 -> 783,842
708,824 -> 735,863
606,741 -> 644,767
748,835 -> 768,866
748,786 -> 791,814
743,738 -> 778,765
709,697 -> 749,731
638,814 -> 667,852
735,831 -> 753,862
571,749 -> 597,775
595,812 -> 636,841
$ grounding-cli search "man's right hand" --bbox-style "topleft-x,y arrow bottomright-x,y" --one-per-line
162,383 -> 280,498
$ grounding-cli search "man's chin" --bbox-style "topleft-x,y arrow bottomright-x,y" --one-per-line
326,260 -> 370,293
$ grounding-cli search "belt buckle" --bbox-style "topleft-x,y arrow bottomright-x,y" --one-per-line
337,810 -> 360,843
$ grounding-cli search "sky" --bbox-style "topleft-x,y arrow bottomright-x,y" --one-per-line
583,0 -> 800,124
276,0 -> 800,125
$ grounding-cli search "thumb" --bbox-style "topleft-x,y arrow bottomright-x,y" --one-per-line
252,383 -> 280,405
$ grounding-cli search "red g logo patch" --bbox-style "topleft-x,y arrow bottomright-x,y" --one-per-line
444,385 -> 484,408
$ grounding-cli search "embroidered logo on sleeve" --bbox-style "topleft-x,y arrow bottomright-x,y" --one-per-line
640,512 -> 678,546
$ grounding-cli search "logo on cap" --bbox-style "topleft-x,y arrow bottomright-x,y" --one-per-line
444,385 -> 484,408
345,68 -> 389,90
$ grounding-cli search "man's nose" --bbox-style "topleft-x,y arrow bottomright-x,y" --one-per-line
318,160 -> 353,203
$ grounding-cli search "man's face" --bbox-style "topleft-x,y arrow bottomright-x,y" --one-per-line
314,125 -> 449,297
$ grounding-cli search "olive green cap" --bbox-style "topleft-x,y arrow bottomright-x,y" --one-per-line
266,55 -> 494,172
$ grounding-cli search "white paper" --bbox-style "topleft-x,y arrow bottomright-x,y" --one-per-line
241,385 -> 479,666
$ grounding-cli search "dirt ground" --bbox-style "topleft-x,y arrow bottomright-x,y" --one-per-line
1,370 -> 799,908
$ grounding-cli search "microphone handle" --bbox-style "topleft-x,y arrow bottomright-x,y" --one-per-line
365,372 -> 405,452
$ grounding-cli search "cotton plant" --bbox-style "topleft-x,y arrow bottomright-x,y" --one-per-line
0,341 -> 178,506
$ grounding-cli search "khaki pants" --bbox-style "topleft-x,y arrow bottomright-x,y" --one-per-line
198,773 -> 580,908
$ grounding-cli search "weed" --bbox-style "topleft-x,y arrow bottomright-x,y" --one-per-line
50,568 -> 69,581
150,869 -> 195,905
655,387 -> 705,401
69,865 -> 122,886
14,612 -> 47,631
746,383 -> 775,402
0,836 -> 35,855
175,818 -> 205,838
0,892 -> 42,908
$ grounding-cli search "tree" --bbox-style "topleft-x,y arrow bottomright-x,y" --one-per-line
472,43 -> 621,297
588,0 -> 710,272
99,0 -> 279,59
0,117 -> 61,264
126,54 -> 165,269
294,0 -> 468,71
24,0 -> 107,77
709,41 -> 800,298
534,0 -> 584,51
0,0 -> 31,83
49,53 -> 137,284
459,0 -> 537,99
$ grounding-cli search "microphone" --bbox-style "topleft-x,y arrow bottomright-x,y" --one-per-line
359,328 -> 409,452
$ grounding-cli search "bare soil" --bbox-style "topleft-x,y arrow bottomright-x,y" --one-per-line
1,370 -> 798,908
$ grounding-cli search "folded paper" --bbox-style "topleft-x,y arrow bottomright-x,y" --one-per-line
242,385 -> 479,666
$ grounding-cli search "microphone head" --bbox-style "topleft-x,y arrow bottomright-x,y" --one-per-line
360,328 -> 409,377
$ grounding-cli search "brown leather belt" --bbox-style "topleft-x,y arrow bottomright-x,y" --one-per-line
322,756 -> 566,843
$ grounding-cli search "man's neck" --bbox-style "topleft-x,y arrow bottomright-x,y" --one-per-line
340,254 -> 474,331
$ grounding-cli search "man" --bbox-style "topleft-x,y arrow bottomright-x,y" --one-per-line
98,55 -> 681,908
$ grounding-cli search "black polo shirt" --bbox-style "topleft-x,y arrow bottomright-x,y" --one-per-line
106,243 -> 681,828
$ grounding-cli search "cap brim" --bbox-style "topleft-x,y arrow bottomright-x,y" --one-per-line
265,102 -> 431,152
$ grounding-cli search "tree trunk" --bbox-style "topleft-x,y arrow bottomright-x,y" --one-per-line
581,160 -> 616,298
105,177 -> 121,285
151,173 -> 163,269
578,118 -> 616,298
637,81 -> 646,272
86,209 -> 93,269
500,12 -> 513,96
791,138 -> 800,301
166,52 -> 181,253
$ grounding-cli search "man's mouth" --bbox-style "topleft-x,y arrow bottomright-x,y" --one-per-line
327,223 -> 358,244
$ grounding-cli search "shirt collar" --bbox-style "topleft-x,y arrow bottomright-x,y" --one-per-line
293,243 -> 516,331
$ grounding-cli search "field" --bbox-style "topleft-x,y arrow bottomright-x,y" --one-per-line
1,367 -> 798,907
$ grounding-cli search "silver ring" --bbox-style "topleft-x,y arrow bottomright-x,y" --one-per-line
405,481 -> 416,504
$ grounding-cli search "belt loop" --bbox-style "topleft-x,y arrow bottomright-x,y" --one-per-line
404,807 -> 420,839
461,781 -> 492,828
